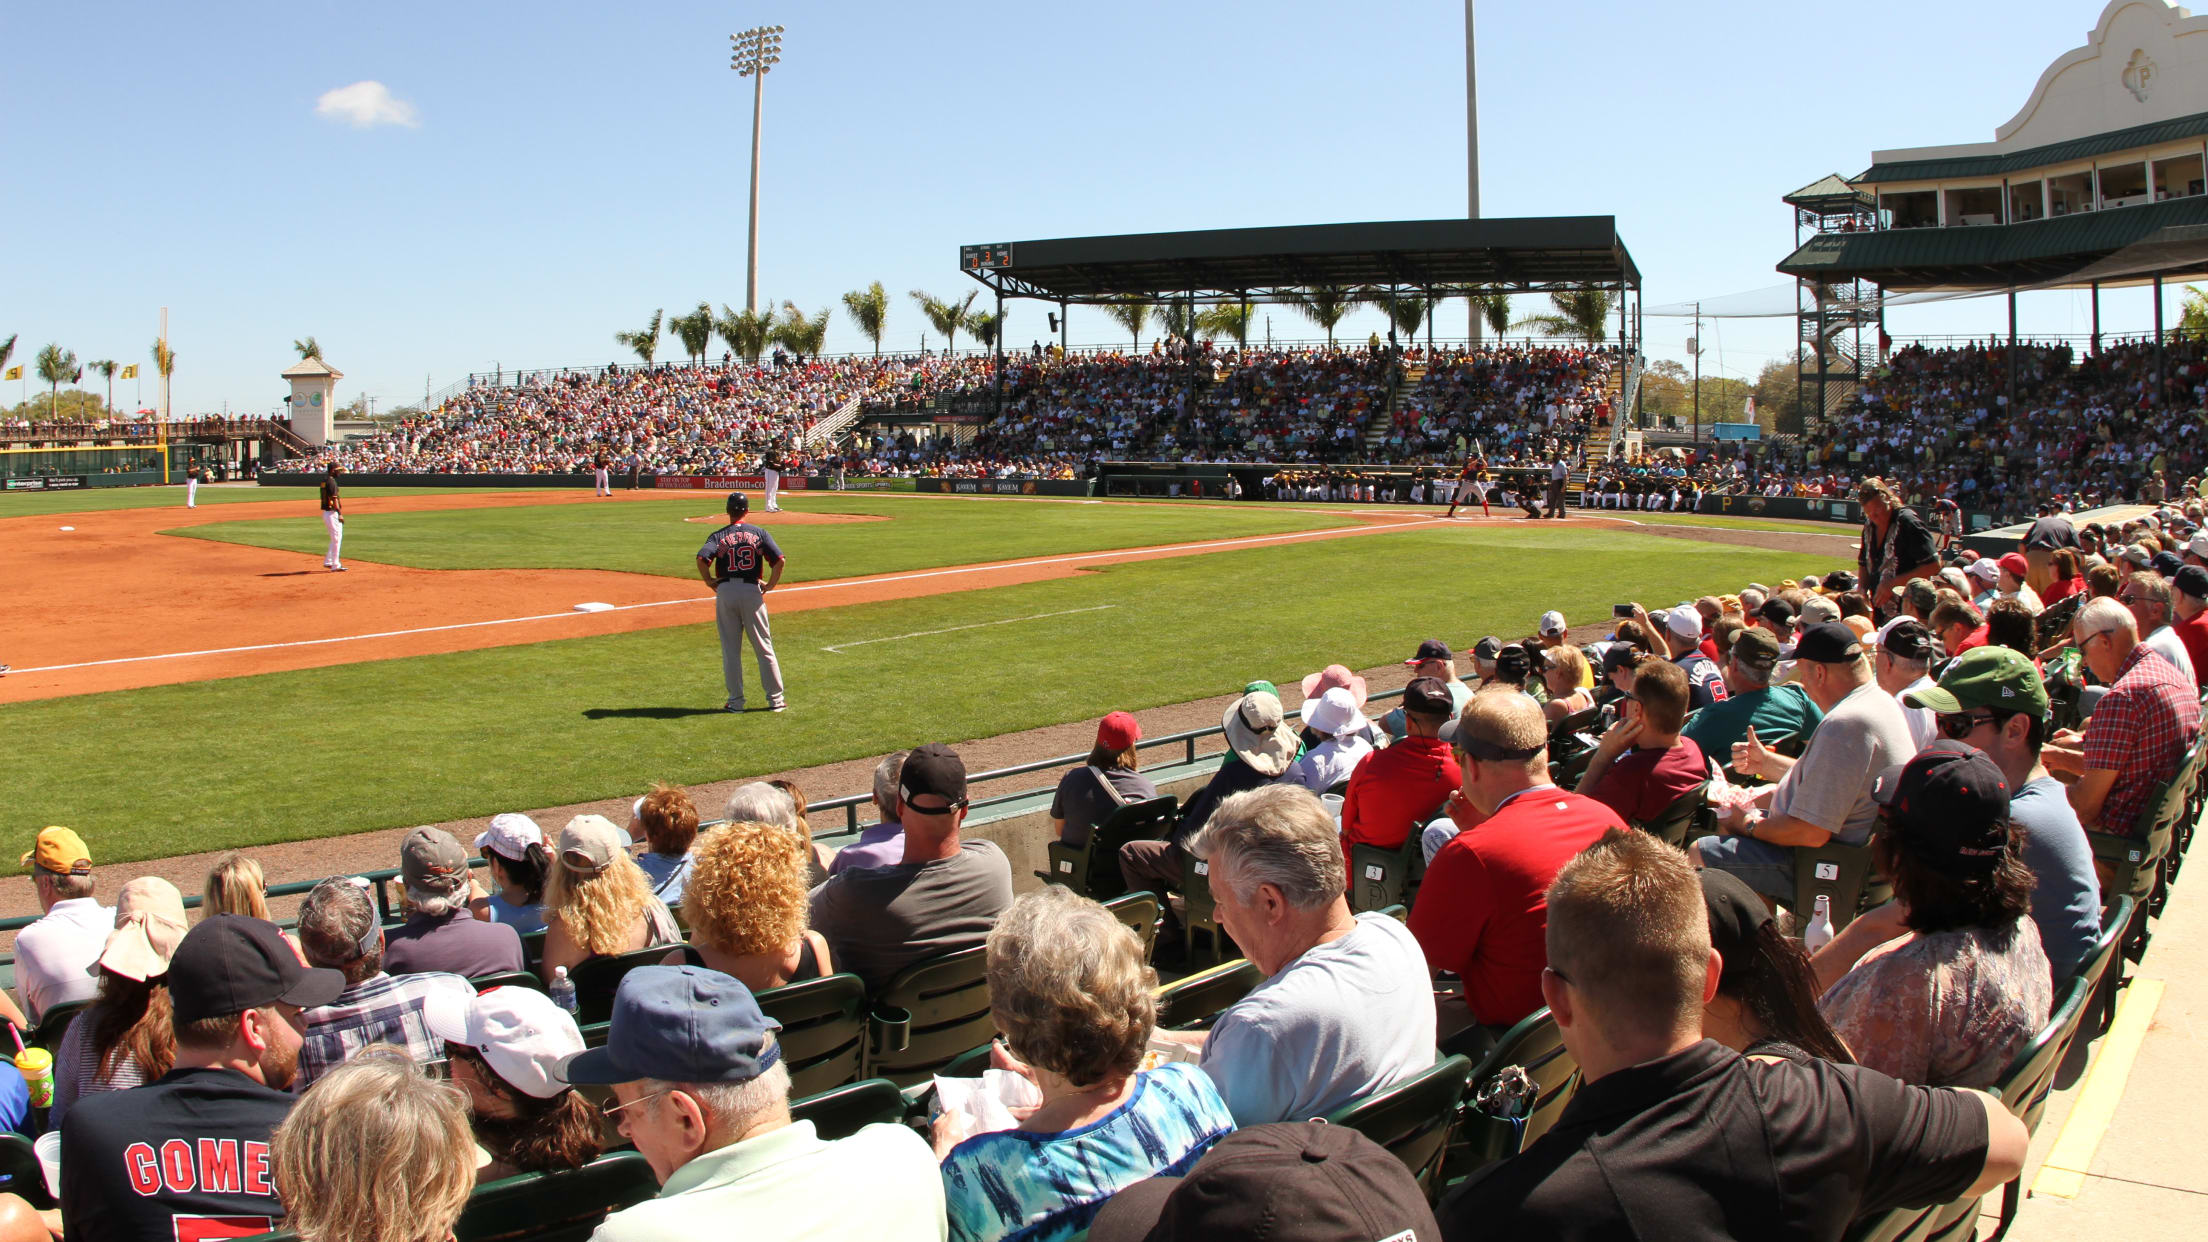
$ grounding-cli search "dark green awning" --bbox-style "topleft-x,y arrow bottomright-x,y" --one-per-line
1859,111 -> 2208,183
1776,194 -> 2208,290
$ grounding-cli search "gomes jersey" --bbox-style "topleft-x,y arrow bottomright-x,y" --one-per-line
698,522 -> 783,585
61,1067 -> 295,1242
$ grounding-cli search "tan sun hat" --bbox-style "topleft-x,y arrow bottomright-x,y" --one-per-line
94,877 -> 189,982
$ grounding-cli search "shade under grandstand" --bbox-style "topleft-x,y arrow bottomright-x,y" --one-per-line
956,217 -> 1640,304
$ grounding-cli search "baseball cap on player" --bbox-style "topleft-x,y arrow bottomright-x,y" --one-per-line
726,492 -> 750,517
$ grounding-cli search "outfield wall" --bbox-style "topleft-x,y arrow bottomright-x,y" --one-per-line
255,472 -> 916,492
913,478 -> 1091,497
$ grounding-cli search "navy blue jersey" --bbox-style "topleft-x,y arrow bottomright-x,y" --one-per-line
698,523 -> 784,584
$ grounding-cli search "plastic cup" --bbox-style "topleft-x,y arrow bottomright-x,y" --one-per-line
15,1048 -> 52,1109
1320,793 -> 1346,822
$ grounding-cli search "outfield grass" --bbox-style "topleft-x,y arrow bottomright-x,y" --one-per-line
5,523 -> 1848,863
167,492 -> 1366,581
0,483 -> 517,518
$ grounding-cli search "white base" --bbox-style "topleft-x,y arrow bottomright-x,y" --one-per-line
573,602 -> 615,613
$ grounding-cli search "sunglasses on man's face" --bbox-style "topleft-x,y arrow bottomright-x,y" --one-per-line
1935,711 -> 2000,740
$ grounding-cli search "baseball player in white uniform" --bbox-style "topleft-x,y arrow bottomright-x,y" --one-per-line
185,464 -> 202,508
696,492 -> 787,712
320,463 -> 345,571
761,451 -> 784,512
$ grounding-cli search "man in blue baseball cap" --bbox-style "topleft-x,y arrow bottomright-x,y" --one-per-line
559,966 -> 944,1241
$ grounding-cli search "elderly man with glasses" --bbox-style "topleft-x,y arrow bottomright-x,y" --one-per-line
561,966 -> 945,1242
2118,570 -> 2196,686
2041,599 -> 2200,887
808,744 -> 1011,993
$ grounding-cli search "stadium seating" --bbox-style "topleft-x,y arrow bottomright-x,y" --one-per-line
787,1077 -> 908,1141
453,1151 -> 660,1242
757,973 -> 871,1098
1322,1053 -> 1474,1196
1034,795 -> 1177,900
1347,836 -> 1425,915
864,946 -> 995,1088
1789,839 -> 1891,931
1154,958 -> 1261,1032
1636,779 -> 1713,848
1440,1007 -> 1580,1182
571,946 -> 682,1026
1102,890 -> 1163,961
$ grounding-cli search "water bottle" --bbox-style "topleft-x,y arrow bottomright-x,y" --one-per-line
1803,895 -> 1836,954
549,966 -> 578,1015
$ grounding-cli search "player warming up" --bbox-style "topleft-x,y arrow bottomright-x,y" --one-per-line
1444,453 -> 1490,519
592,452 -> 612,497
320,462 -> 345,572
696,491 -> 787,713
185,463 -> 203,508
762,449 -> 785,512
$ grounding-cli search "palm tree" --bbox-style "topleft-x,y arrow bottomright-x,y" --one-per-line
911,290 -> 978,355
35,344 -> 77,420
0,335 -> 16,383
771,303 -> 832,358
614,309 -> 663,365
716,303 -> 774,364
1195,304 -> 1253,346
292,336 -> 323,361
1098,296 -> 1152,352
841,282 -> 890,356
667,303 -> 715,365
1287,285 -> 1362,346
1154,298 -> 1202,342
89,360 -> 118,414
1365,288 -> 1426,344
1512,290 -> 1611,344
965,309 -> 1003,351
1476,290 -> 1512,339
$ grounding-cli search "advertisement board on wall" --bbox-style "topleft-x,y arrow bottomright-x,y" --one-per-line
653,475 -> 810,491
3,476 -> 85,491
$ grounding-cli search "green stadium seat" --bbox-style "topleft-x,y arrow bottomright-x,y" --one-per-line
1789,839 -> 1890,931
1102,891 -> 1163,961
1349,835 -> 1426,915
29,999 -> 88,1054
790,1077 -> 908,1141
570,946 -> 683,1026
1635,780 -> 1712,848
1441,1007 -> 1580,1182
2077,895 -> 2135,1038
0,1133 -> 49,1210
467,969 -> 543,995
1981,976 -> 2093,1240
454,1151 -> 660,1242
1154,958 -> 1261,1032
1322,1054 -> 1472,1196
519,928 -> 548,976
864,945 -> 995,1089
1177,850 -> 1235,964
1034,796 -> 1176,900
757,973 -> 869,1098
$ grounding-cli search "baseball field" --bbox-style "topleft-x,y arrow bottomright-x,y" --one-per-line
1,484 -> 1850,864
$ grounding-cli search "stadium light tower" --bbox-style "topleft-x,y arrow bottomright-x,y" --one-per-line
731,24 -> 785,314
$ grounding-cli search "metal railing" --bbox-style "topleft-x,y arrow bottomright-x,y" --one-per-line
803,395 -> 864,448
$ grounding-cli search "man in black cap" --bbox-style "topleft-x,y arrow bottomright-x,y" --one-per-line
1091,1122 -> 1441,1242
1694,622 -> 1918,902
1874,618 -> 1939,750
809,743 -> 1011,991
61,915 -> 345,1242
1756,597 -> 1798,653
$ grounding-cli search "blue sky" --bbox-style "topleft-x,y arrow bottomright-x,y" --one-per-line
4,0 -> 2191,415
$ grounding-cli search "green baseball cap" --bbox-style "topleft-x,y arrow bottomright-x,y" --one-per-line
1904,646 -> 2048,719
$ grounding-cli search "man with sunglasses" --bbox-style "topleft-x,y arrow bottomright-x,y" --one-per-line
1903,648 -> 2100,979
2041,599 -> 2200,892
809,743 -> 1011,993
1408,694 -> 1625,1050
2118,570 -> 2195,686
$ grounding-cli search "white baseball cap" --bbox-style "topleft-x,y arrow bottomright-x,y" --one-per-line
2188,534 -> 2208,559
1538,610 -> 1567,636
1664,607 -> 1702,640
473,812 -> 543,862
426,984 -> 585,1100
1967,558 -> 2001,582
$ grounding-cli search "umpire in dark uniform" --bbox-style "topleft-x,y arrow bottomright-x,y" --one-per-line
696,492 -> 787,713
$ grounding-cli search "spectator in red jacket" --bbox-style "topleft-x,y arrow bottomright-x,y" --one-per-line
1339,679 -> 1461,868
2170,566 -> 2208,687
1408,693 -> 1625,1050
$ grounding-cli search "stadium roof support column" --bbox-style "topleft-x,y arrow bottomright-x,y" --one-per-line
2007,287 -> 2018,416
994,291 -> 1007,418
1465,0 -> 1481,345
2092,282 -> 2102,355
2156,274 -> 2167,409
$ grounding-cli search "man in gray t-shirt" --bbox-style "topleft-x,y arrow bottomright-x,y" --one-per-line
1693,624 -> 1919,901
809,744 -> 1013,992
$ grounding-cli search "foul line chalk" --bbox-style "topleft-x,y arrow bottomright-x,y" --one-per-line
821,605 -> 1116,654
11,516 -> 1446,676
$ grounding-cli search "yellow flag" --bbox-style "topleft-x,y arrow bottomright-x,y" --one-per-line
120,364 -> 138,379
2,366 -> 19,381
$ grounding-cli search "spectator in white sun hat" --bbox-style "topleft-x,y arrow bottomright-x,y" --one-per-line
471,812 -> 550,936
1300,664 -> 1381,748
1284,687 -> 1377,793
427,984 -> 603,1180
1967,558 -> 2001,611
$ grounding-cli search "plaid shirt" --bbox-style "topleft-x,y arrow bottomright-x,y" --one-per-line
297,971 -> 472,1090
2083,644 -> 2201,836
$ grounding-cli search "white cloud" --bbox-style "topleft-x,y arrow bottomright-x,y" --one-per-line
314,81 -> 420,129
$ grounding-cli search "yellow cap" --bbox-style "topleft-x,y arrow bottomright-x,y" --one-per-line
20,827 -> 91,876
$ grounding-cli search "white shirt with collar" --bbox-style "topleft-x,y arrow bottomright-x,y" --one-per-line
14,897 -> 113,1023
2145,623 -> 2197,686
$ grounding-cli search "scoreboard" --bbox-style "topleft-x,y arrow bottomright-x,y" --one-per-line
960,243 -> 1013,271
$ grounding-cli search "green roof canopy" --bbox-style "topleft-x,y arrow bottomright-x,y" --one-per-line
1858,111 -> 2208,184
1777,194 -> 2208,290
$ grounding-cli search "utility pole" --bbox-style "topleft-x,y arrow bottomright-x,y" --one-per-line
731,24 -> 785,314
1465,0 -> 1482,346
1689,302 -> 1703,444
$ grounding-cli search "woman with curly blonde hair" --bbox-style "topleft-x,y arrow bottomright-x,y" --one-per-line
934,887 -> 1235,1242
273,1046 -> 477,1242
539,815 -> 680,977
661,820 -> 833,992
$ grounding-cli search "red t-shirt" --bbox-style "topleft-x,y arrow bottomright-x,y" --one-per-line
1953,623 -> 1990,654
2175,611 -> 2208,688
2041,577 -> 2083,606
1699,636 -> 1721,664
1580,737 -> 1709,824
1408,787 -> 1626,1026
1341,736 -> 1461,861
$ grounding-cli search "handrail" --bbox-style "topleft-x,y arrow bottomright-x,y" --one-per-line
804,395 -> 864,448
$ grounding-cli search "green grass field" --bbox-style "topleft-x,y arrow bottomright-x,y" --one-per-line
5,508 -> 1848,864
0,483 -> 528,517
167,493 -> 1366,580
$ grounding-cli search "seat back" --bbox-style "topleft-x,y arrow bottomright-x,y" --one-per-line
866,945 -> 995,1088
1348,836 -> 1425,915
519,928 -> 548,976
1040,796 -> 1177,901
1323,1055 -> 1472,1193
454,1151 -> 660,1242
757,973 -> 869,1098
789,1077 -> 908,1141
467,970 -> 543,995
1445,1008 -> 1579,1176
1155,959 -> 1262,1031
29,999 -> 88,1054
1998,977 -> 2090,1136
1635,781 -> 1711,848
569,945 -> 681,1026
1178,851 -> 1234,963
0,1133 -> 50,1210
1790,840 -> 1890,931
1102,891 -> 1163,961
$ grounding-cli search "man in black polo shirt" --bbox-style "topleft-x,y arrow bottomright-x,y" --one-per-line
1437,829 -> 2025,1241
1858,479 -> 1940,622
62,915 -> 345,1242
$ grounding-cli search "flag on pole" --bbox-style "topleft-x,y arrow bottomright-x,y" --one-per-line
2,366 -> 18,381
120,364 -> 138,379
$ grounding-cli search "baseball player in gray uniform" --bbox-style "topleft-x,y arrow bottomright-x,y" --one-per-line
695,492 -> 787,712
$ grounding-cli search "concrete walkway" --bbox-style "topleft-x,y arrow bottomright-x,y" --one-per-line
2003,860 -> 2205,1240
